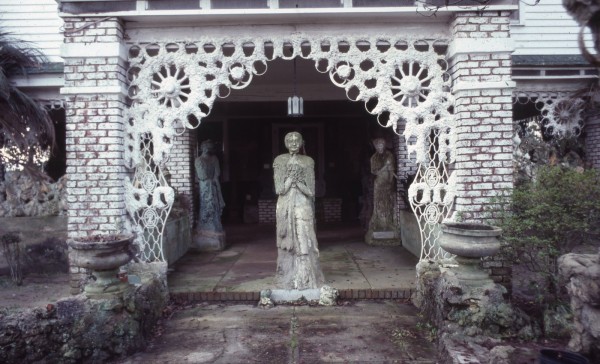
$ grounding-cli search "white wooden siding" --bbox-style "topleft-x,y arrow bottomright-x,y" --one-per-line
0,0 -> 594,62
0,0 -> 63,62
511,0 -> 594,56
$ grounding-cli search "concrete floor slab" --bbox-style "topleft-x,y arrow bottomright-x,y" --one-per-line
168,277 -> 222,293
168,223 -> 419,298
360,268 -> 418,290
216,261 -> 277,291
118,301 -> 437,364
296,302 -> 436,363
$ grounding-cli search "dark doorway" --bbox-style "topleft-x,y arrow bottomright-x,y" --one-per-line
196,100 -> 396,225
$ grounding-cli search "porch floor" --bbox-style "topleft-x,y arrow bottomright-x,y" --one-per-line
168,223 -> 418,302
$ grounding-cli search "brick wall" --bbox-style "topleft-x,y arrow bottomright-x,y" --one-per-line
395,120 -> 417,212
448,11 -> 515,223
61,17 -> 129,293
585,116 -> 600,169
482,255 -> 512,291
448,11 -> 515,290
169,130 -> 195,224
64,93 -> 129,233
322,198 -> 342,223
258,198 -> 342,224
258,199 -> 276,223
63,17 -> 128,236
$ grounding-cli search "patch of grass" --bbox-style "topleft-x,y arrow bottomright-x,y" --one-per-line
392,328 -> 416,341
415,321 -> 437,343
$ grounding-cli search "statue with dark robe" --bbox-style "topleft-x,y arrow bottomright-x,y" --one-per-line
194,140 -> 226,250
365,138 -> 400,245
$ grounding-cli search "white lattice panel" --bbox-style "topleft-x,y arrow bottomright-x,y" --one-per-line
125,35 -> 457,262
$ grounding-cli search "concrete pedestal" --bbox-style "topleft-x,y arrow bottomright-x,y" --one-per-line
194,229 -> 226,251
270,288 -> 321,303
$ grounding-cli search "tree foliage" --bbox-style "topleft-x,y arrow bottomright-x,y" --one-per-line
498,166 -> 600,302
0,30 -> 54,176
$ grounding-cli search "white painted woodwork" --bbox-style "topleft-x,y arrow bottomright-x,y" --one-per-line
0,0 -> 596,101
0,0 -> 64,63
0,1 -> 592,60
10,73 -> 64,88
61,5 -> 516,26
1,0 -> 588,60
510,0 -> 594,56
125,22 -> 449,41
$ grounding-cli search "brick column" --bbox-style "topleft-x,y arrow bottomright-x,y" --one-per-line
394,120 -> 418,212
448,11 -> 515,223
61,17 -> 129,293
585,116 -> 600,169
170,130 -> 195,224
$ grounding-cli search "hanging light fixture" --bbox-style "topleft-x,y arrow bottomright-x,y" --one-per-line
287,57 -> 304,117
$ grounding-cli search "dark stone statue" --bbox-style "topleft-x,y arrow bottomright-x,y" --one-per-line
365,138 -> 400,246
193,140 -> 226,250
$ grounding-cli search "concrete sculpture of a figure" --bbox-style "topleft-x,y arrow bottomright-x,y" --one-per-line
365,138 -> 400,246
273,132 -> 325,290
194,139 -> 226,250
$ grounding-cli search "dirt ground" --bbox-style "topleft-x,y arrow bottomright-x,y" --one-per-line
0,272 -> 71,312
0,216 -> 70,311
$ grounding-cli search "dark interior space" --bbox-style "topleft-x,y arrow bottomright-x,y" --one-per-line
195,100 -> 397,224
45,107 -> 67,181
513,98 -> 541,122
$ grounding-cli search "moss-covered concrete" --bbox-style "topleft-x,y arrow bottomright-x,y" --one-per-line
119,301 -> 438,363
0,263 -> 168,364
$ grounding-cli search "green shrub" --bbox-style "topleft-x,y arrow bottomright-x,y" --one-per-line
498,166 -> 600,303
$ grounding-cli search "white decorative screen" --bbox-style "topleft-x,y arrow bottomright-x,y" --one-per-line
125,35 -> 456,262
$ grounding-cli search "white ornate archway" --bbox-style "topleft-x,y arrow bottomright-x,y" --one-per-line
123,34 -> 457,262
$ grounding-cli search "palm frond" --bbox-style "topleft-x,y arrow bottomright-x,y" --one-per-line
0,69 -> 11,101
0,31 -> 47,75
0,87 -> 54,144
0,28 -> 54,175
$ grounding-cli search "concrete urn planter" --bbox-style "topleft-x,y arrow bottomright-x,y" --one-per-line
68,234 -> 134,298
439,222 -> 502,283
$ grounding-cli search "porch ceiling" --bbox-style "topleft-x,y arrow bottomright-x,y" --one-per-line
220,58 -> 347,102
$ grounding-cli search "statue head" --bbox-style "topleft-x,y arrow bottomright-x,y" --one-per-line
200,139 -> 215,154
284,132 -> 303,155
373,138 -> 386,154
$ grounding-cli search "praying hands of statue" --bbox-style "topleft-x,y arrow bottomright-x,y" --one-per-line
379,158 -> 399,180
286,157 -> 302,181
283,175 -> 294,193
282,162 -> 298,192
284,161 -> 312,197
375,160 -> 391,175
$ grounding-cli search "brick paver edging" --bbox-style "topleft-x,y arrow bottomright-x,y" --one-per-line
170,288 -> 412,303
